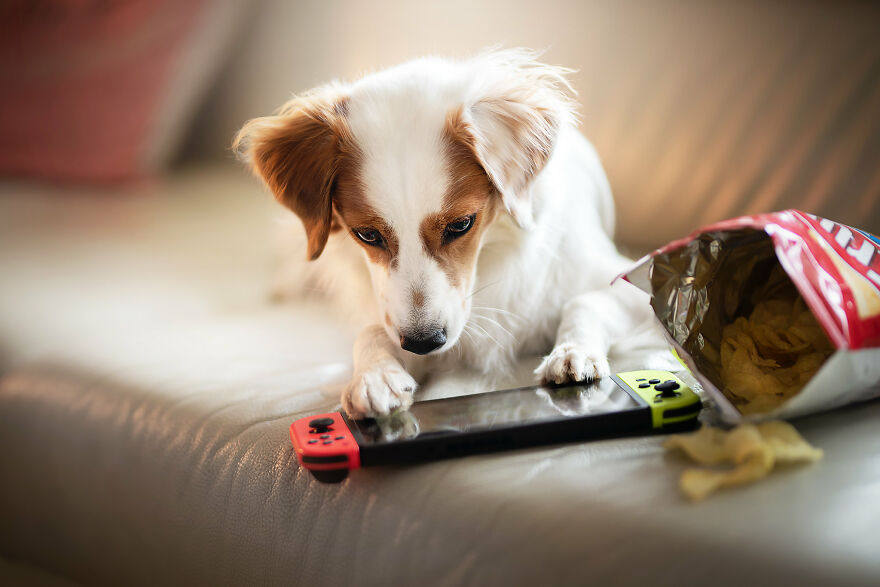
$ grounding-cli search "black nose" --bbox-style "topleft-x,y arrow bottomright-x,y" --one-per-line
400,328 -> 447,355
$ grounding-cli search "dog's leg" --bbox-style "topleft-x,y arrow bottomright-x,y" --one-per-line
341,325 -> 417,418
535,283 -> 652,384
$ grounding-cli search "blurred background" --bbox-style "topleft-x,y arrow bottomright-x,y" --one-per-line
1,3 -> 879,583
1,0 -> 878,251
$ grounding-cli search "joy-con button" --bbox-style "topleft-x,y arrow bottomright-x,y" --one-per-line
335,436 -> 345,440
649,378 -> 661,384
308,439 -> 318,444
638,383 -> 650,388
320,434 -> 330,439
655,380 -> 680,397
309,417 -> 334,431
323,440 -> 333,445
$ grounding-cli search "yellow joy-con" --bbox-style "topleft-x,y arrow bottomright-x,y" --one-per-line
614,370 -> 702,429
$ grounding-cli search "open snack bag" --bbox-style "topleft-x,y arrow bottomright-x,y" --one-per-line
623,210 -> 880,424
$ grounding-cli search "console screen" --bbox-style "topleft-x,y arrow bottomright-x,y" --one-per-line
352,377 -> 642,445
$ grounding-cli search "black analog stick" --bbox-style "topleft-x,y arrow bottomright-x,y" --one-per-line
308,417 -> 334,432
655,380 -> 681,397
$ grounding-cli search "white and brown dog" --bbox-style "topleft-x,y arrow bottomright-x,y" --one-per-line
235,49 -> 671,418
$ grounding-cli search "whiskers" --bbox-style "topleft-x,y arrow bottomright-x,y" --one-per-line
471,305 -> 525,324
460,305 -> 526,356
470,313 -> 514,341
463,321 -> 505,350
466,280 -> 501,300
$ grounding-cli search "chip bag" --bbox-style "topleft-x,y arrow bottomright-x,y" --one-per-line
622,210 -> 880,423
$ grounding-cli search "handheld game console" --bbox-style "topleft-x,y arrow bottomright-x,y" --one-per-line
290,370 -> 701,483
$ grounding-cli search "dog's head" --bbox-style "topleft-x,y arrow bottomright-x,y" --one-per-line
235,49 -> 574,355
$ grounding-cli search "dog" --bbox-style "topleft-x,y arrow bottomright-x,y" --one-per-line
234,49 -> 672,418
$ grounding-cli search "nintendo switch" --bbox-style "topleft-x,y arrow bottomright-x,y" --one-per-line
290,370 -> 702,483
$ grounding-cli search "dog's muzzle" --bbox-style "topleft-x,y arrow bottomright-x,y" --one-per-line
400,328 -> 447,355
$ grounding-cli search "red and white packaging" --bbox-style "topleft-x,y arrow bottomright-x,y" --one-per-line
622,210 -> 880,424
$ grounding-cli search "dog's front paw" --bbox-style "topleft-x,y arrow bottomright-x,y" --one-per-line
534,343 -> 611,384
341,361 -> 417,418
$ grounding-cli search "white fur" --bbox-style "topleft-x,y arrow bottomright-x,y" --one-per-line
255,49 -> 672,417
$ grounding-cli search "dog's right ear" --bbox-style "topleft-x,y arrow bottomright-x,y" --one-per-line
459,49 -> 577,230
234,88 -> 350,260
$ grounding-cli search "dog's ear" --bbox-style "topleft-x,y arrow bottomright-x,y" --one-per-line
460,49 -> 576,229
234,87 -> 350,260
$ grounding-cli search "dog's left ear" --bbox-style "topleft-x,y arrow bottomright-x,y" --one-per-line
459,50 -> 576,229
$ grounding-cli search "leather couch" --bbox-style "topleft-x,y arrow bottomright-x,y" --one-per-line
2,165 -> 879,586
2,1 -> 879,584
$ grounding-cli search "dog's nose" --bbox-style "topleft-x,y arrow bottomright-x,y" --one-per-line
400,328 -> 447,355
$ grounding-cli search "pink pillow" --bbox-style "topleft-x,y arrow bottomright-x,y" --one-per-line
0,0 -> 239,182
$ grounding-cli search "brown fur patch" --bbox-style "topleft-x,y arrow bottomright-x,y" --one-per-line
236,88 -> 403,267
333,164 -> 399,269
418,108 -> 499,289
412,290 -> 425,308
235,90 -> 358,260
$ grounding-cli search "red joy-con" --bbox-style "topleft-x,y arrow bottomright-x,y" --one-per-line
290,412 -> 361,472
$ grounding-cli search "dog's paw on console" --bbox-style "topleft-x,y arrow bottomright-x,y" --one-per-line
534,343 -> 611,385
341,361 -> 417,418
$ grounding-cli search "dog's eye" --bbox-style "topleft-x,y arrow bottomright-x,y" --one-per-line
443,215 -> 475,242
353,228 -> 384,247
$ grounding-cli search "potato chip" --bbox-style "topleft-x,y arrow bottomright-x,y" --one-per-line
678,451 -> 772,502
756,420 -> 824,464
665,421 -> 822,501
720,294 -> 833,415
664,425 -> 732,465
